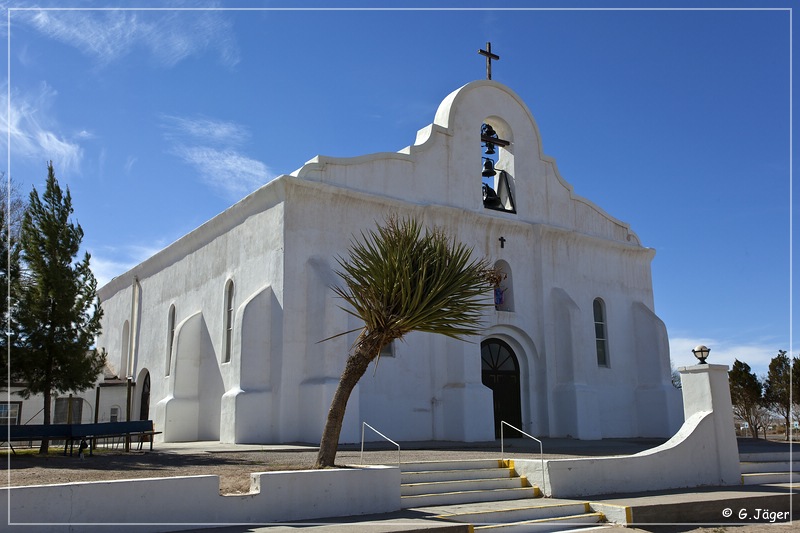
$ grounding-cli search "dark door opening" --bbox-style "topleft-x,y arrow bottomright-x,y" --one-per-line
481,339 -> 522,438
139,372 -> 151,421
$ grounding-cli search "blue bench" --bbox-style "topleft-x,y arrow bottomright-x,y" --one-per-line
5,420 -> 160,455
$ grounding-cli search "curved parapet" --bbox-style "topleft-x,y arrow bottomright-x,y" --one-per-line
513,364 -> 741,498
290,79 -> 644,248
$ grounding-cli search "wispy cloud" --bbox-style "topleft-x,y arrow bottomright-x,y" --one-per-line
124,156 -> 137,175
90,243 -> 166,288
669,335 -> 787,377
161,114 -> 273,200
1,82 -> 83,174
161,115 -> 250,146
17,6 -> 239,68
172,146 -> 271,199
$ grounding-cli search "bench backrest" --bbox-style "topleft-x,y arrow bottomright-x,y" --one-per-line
7,420 -> 154,440
8,424 -> 72,440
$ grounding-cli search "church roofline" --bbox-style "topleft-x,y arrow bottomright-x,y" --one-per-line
293,79 -> 644,248
98,176 -> 289,301
99,80 -> 650,302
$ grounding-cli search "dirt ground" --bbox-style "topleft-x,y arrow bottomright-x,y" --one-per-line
6,446 -> 317,494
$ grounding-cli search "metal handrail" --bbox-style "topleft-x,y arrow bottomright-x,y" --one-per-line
500,421 -> 547,496
22,407 -> 44,426
360,422 -> 400,467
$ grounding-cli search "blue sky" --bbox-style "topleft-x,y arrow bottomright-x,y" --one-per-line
2,1 -> 795,377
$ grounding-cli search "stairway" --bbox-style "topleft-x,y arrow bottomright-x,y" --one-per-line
739,451 -> 799,485
400,459 -> 607,532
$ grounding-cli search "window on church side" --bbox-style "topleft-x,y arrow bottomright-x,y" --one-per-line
380,341 -> 395,358
166,305 -> 175,376
0,402 -> 21,425
54,397 -> 83,424
593,298 -> 609,367
223,280 -> 234,363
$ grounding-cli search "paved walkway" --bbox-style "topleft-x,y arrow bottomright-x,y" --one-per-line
155,435 -> 683,463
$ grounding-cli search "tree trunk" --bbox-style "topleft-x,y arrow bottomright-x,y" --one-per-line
314,334 -> 380,469
39,388 -> 51,454
785,415 -> 790,441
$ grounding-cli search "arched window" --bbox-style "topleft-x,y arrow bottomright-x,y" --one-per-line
223,280 -> 234,363
166,305 -> 176,376
139,372 -> 151,420
120,320 -> 130,378
493,260 -> 514,312
593,298 -> 609,367
480,121 -> 516,213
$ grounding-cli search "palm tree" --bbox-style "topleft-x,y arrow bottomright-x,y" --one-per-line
314,216 -> 494,468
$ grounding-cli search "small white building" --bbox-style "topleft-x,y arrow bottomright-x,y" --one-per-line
83,80 -> 683,444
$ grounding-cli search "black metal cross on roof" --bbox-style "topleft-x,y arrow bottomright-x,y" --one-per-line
478,42 -> 499,80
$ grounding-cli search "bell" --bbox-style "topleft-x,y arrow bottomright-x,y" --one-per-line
484,142 -> 496,155
481,123 -> 497,138
482,159 -> 496,177
482,184 -> 502,208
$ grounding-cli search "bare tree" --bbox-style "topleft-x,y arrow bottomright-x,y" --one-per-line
729,359 -> 764,439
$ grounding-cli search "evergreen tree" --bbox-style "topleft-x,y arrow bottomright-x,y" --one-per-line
728,359 -> 764,439
15,162 -> 105,453
763,350 -> 792,440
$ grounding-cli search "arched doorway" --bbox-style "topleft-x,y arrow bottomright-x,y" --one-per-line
139,372 -> 151,421
481,339 -> 522,438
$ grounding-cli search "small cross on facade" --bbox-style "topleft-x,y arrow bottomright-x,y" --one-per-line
478,42 -> 500,80
499,236 -> 506,249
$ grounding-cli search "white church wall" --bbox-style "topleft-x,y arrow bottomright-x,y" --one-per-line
96,283 -> 133,379
221,285 -> 281,443
95,386 -> 128,423
533,219 -> 676,439
98,190 -> 287,443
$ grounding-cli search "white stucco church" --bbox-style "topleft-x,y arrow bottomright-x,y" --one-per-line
94,78 -> 683,445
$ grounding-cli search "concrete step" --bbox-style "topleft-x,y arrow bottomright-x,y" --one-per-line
401,459 -> 505,473
739,451 -> 794,463
402,486 -> 540,508
435,501 -> 591,524
473,512 -> 605,532
402,467 -> 515,484
403,477 -> 530,497
740,460 -> 799,473
741,471 -> 799,485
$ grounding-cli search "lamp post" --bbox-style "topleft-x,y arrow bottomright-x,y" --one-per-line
692,345 -> 710,364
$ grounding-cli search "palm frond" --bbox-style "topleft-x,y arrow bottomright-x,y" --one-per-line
333,215 -> 495,349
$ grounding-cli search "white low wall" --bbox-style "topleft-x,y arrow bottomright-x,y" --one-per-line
514,364 -> 741,498
3,466 -> 400,532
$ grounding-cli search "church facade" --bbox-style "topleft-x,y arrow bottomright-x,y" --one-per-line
95,80 -> 682,444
